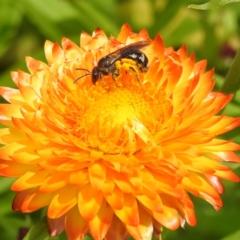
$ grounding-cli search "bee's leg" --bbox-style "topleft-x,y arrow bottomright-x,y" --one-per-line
112,68 -> 121,86
135,74 -> 141,86
128,66 -> 141,85
139,65 -> 149,73
99,74 -> 106,85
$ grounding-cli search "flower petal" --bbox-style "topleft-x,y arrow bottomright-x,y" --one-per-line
89,162 -> 106,190
88,199 -> 113,240
78,183 -> 103,221
65,206 -> 88,240
114,193 -> 139,227
48,185 -> 78,218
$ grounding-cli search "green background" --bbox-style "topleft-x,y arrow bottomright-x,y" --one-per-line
0,0 -> 240,239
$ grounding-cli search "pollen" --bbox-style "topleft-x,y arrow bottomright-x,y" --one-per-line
85,88 -> 150,126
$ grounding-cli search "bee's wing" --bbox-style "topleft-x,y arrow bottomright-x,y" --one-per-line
108,41 -> 151,65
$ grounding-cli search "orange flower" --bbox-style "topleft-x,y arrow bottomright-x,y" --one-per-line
0,24 -> 240,240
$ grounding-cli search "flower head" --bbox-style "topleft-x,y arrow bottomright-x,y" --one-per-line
0,24 -> 240,240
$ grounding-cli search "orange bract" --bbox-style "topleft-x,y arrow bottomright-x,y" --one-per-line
0,24 -> 240,240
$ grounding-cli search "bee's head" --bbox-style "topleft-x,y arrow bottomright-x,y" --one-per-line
92,67 -> 101,84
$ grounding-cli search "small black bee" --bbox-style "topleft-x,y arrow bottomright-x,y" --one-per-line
74,41 -> 150,84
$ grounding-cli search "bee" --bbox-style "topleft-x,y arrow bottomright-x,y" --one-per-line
74,41 -> 150,85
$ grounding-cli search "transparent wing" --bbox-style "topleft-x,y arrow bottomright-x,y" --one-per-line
107,41 -> 151,65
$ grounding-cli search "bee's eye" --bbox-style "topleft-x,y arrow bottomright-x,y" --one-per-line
92,67 -> 100,84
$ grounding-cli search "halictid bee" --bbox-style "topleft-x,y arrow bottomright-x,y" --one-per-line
74,41 -> 150,84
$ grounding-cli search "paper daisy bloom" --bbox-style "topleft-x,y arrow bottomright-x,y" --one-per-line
0,24 -> 240,240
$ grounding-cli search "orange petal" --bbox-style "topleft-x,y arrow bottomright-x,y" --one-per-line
182,173 -> 223,209
0,161 -> 36,177
44,40 -> 55,64
0,104 -> 22,122
80,31 -> 92,48
105,215 -> 128,240
78,183 -> 103,221
137,189 -> 163,213
126,206 -> 153,240
109,169 -> 133,193
26,57 -> 42,74
151,205 -> 180,230
57,160 -> 89,172
0,86 -> 20,102
153,34 -> 165,64
214,169 -> 239,182
104,185 -> 124,210
100,172 -> 115,195
11,170 -> 51,191
114,193 -> 139,227
207,151 -> 240,163
51,42 -> 64,63
10,151 -> 40,164
89,162 -> 106,190
152,219 -> 163,240
15,84 -> 39,109
139,28 -> 150,41
65,206 -> 88,240
21,190 -> 54,212
117,23 -> 132,43
199,139 -> 240,152
12,189 -> 33,212
11,70 -> 31,86
88,199 -> 113,240
163,143 -> 201,156
161,195 -> 196,227
62,37 -> 82,61
206,175 -> 224,194
48,185 -> 78,218
69,169 -> 89,186
0,128 -> 26,144
39,172 -> 70,193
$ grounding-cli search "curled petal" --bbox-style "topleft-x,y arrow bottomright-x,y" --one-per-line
206,175 -> 225,194
48,215 -> 65,237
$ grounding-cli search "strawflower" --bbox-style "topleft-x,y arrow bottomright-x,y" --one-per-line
0,24 -> 240,240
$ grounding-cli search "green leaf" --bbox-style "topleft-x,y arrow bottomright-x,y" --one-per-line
72,0 -> 119,36
221,48 -> 240,93
21,0 -> 119,43
23,216 -> 51,240
150,1 -> 183,32
220,230 -> 240,240
189,0 -> 240,10
0,178 -> 14,195
84,236 -> 93,240
0,0 -> 23,57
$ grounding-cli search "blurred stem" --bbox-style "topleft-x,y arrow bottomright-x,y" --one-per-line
221,48 -> 240,94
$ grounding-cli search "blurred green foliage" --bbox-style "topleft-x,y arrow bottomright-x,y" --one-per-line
0,0 -> 240,240
189,0 -> 240,10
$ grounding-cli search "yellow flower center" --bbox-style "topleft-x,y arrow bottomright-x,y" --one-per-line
85,88 -> 150,126
65,78 -> 173,156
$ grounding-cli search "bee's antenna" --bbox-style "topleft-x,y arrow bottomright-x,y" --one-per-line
73,73 -> 91,83
74,68 -> 91,84
76,68 -> 91,73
